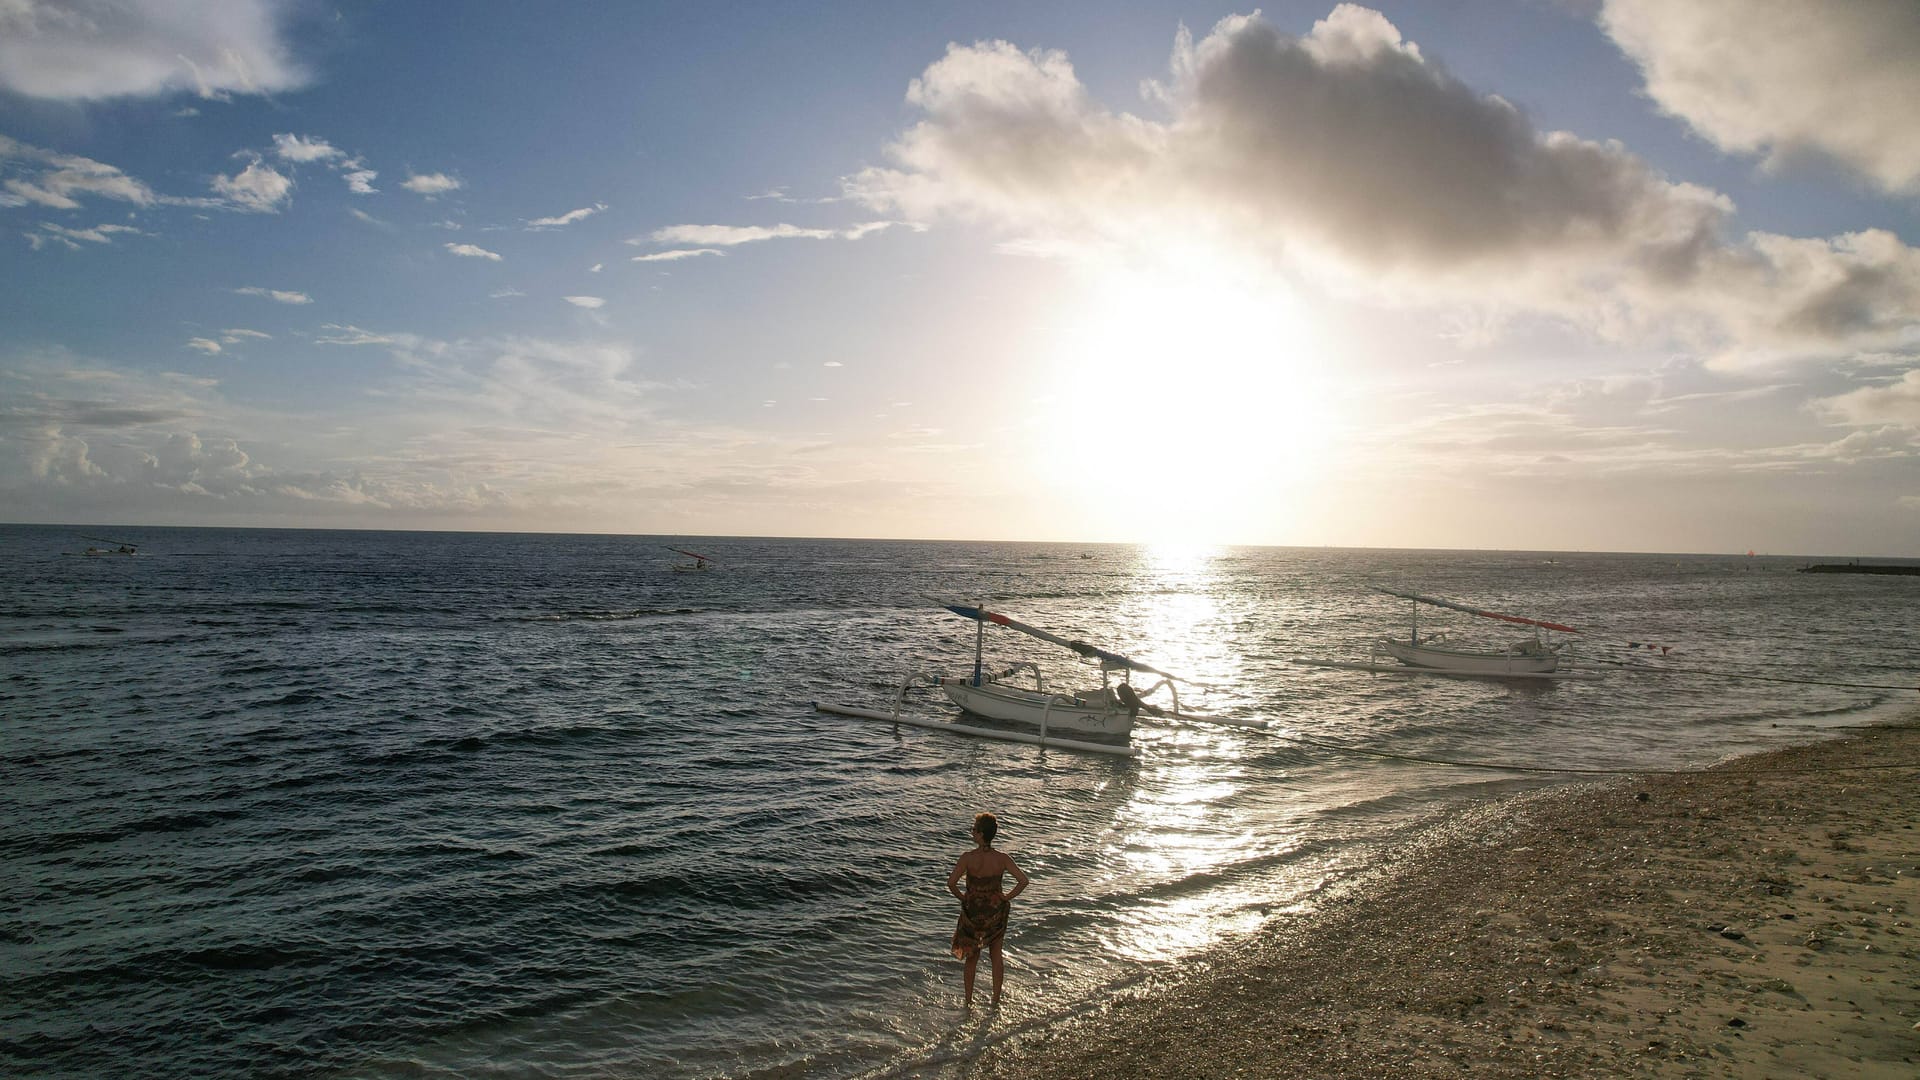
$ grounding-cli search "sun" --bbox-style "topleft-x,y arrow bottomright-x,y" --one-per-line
1031,251 -> 1339,543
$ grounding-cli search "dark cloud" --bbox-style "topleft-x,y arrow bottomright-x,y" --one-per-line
851,7 -> 1920,367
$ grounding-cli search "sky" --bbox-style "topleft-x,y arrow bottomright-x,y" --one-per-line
2,1 -> 1918,555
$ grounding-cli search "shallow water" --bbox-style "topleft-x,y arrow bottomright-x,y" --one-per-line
3,526 -> 1915,1078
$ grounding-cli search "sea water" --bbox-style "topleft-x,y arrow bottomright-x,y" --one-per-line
3,525 -> 1915,1078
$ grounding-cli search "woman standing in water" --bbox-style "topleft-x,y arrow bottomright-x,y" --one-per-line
947,812 -> 1029,1008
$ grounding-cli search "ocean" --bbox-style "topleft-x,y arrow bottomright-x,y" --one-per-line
3,525 -> 1916,1079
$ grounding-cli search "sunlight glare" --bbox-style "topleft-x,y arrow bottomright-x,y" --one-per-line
1035,252 -> 1339,544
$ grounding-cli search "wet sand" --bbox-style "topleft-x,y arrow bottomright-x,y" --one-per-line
966,715 -> 1920,1079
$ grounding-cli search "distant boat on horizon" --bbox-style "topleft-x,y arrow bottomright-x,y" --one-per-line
76,534 -> 139,557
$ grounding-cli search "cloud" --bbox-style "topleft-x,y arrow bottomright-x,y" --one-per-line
0,0 -> 308,101
641,221 -> 900,246
563,296 -> 606,309
221,328 -> 270,343
1815,370 -> 1920,427
0,341 -> 682,522
314,324 -> 404,346
32,222 -> 143,247
489,287 -> 527,299
632,248 -> 724,262
343,163 -> 379,194
403,172 -> 464,195
0,134 -> 160,208
444,242 -> 502,261
527,202 -> 607,228
1601,0 -> 1920,194
847,7 -> 1920,367
235,286 -> 312,304
187,338 -> 222,354
213,159 -> 292,212
272,133 -> 341,163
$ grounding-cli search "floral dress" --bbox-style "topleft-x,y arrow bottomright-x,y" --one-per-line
951,871 -> 1008,960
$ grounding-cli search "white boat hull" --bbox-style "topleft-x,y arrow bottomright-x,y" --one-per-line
1375,638 -> 1559,675
941,679 -> 1135,739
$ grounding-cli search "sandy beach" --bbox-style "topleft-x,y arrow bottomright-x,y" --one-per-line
964,714 -> 1920,1079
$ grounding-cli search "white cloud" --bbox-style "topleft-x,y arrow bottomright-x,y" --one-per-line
1815,370 -> 1920,427
0,0 -> 308,101
490,287 -> 527,299
315,323 -> 403,346
186,338 -> 222,354
0,343 -> 681,522
1602,0 -> 1920,194
563,296 -> 605,309
272,133 -> 341,163
631,248 -> 724,262
846,8 -> 1920,367
235,286 -> 311,304
642,221 -> 899,246
0,134 -> 159,208
213,159 -> 292,213
589,262 -> 603,273
37,222 -> 143,245
528,202 -> 607,228
444,242 -> 502,261
344,166 -> 379,195
403,172 -> 464,195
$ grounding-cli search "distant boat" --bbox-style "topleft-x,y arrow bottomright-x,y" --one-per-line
78,534 -> 139,557
1296,586 -> 1601,680
1369,586 -> 1573,675
669,547 -> 716,572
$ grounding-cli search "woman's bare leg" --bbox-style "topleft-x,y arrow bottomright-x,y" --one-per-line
988,941 -> 1004,1006
962,950 -> 978,1007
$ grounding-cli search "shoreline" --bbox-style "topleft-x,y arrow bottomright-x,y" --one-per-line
960,716 -> 1920,1078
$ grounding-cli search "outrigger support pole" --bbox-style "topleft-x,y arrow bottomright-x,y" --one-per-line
971,599 -> 985,687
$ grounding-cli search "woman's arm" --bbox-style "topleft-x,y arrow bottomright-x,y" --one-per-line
947,857 -> 968,900
1002,855 -> 1029,901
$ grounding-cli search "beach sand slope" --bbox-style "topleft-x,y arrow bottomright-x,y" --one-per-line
969,718 -> 1920,1079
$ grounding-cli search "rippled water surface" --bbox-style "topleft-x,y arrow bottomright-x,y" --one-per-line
3,526 -> 1916,1078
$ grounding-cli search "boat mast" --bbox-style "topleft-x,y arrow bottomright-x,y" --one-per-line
972,603 -> 985,687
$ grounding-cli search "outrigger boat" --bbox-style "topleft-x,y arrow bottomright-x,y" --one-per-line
934,602 -> 1184,740
816,601 -> 1262,757
78,534 -> 139,557
1295,587 -> 1602,681
669,547 -> 715,572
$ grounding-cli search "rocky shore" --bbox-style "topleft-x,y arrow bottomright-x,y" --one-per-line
964,716 -> 1920,1079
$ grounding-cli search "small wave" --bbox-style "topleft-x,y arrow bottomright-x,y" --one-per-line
179,944 -> 320,972
261,689 -> 325,708
291,865 -> 365,884
0,639 -> 118,657
432,723 -> 629,754
514,607 -> 702,623
5,805 -> 251,857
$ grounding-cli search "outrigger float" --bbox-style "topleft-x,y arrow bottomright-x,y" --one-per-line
815,602 -> 1263,757
1294,586 -> 1605,681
